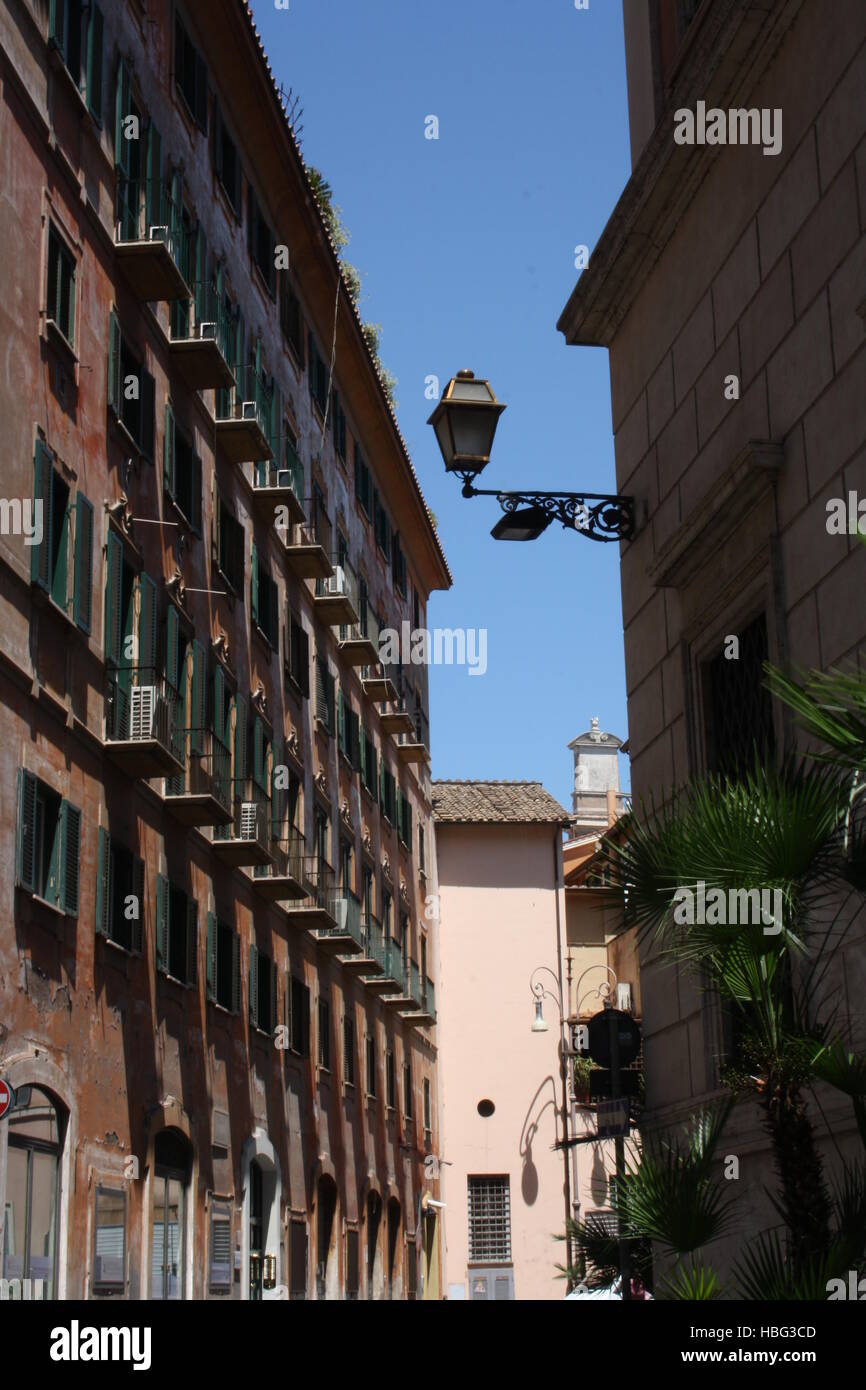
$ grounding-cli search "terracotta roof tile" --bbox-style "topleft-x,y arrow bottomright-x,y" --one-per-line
432,780 -> 571,825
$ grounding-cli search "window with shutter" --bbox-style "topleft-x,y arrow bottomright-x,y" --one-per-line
318,997 -> 331,1070
209,916 -> 239,1011
85,4 -> 104,121
59,800 -> 81,916
213,102 -> 242,216
174,12 -> 208,132
46,223 -> 76,345
248,944 -> 259,1026
73,493 -> 94,633
96,833 -> 140,951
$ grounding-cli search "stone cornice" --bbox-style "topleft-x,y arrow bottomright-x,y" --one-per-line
557,0 -> 806,348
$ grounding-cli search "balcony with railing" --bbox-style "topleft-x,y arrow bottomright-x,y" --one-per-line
361,652 -> 400,704
400,969 -> 436,1026
104,670 -> 184,778
168,281 -> 234,390
212,787 -> 272,866
379,694 -> 416,738
374,939 -> 406,998
284,858 -> 339,931
163,729 -> 233,826
115,177 -> 191,301
314,554 -> 359,628
213,363 -> 272,463
344,913 -> 385,977
283,512 -> 333,582
337,602 -> 379,668
314,887 -> 364,957
251,439 -> 305,527
250,828 -> 308,902
396,707 -> 430,766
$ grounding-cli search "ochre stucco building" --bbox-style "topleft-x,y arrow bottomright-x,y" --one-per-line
0,0 -> 449,1300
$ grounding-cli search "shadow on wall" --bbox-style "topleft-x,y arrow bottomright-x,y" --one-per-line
519,1077 -> 559,1207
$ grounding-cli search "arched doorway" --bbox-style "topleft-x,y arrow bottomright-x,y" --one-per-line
386,1198 -> 401,1301
2,1085 -> 65,1298
365,1190 -> 382,1300
240,1133 -> 281,1302
150,1129 -> 191,1300
315,1175 -> 338,1300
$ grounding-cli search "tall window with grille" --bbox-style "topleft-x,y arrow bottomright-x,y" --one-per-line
701,614 -> 775,779
467,1177 -> 511,1264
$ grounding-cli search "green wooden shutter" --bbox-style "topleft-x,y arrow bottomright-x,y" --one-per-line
235,309 -> 246,399
137,571 -> 157,676
191,639 -> 206,752
166,604 -> 180,691
104,529 -> 123,665
86,4 -> 104,121
32,441 -> 53,591
271,736 -> 284,841
73,493 -> 94,633
337,689 -> 345,755
360,725 -> 368,787
250,541 -> 259,625
379,759 -> 386,810
234,693 -> 247,786
114,58 -> 131,174
298,625 -> 309,698
271,385 -> 282,464
248,944 -> 258,1025
130,856 -> 144,953
206,912 -> 216,1001
95,826 -> 110,936
269,961 -> 277,1035
51,490 -> 69,611
146,121 -> 162,230
58,800 -> 81,916
231,930 -> 241,1014
139,370 -> 155,463
16,768 -> 38,893
194,222 -> 207,326
186,900 -> 197,987
163,404 -> 175,498
49,0 -> 67,57
107,310 -> 121,414
191,452 -> 202,535
169,166 -> 184,274
213,663 -> 226,738
156,873 -> 168,972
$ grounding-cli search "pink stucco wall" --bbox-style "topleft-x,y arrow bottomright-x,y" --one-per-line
435,822 -> 569,1301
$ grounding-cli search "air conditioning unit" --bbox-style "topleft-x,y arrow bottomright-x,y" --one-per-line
616,982 -> 633,1013
277,469 -> 292,488
324,567 -> 346,596
148,225 -> 169,245
240,400 -> 258,422
239,801 -> 263,841
129,686 -> 161,741
196,321 -> 217,342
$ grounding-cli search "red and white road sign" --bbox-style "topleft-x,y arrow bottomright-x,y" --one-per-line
0,1078 -> 15,1119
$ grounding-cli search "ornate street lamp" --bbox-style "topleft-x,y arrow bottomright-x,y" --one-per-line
428,370 -> 635,544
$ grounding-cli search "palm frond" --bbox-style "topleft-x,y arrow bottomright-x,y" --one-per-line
765,658 -> 866,771
659,1260 -> 723,1300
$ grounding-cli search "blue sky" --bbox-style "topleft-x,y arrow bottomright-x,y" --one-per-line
251,0 -> 632,811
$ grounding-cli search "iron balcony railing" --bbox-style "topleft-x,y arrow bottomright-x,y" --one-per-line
395,705 -> 430,756
115,177 -> 189,276
105,669 -> 178,746
253,827 -> 306,883
381,938 -> 403,988
169,279 -> 232,360
323,889 -> 363,948
254,440 -> 304,505
362,914 -> 384,969
215,362 -> 273,435
165,728 -> 231,809
214,786 -> 269,850
300,856 -> 336,914
406,964 -> 436,1020
315,553 -> 358,609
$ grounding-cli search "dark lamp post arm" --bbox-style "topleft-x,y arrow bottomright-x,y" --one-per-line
458,478 -> 635,543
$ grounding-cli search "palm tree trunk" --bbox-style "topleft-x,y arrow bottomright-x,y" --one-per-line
763,1075 -> 832,1271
